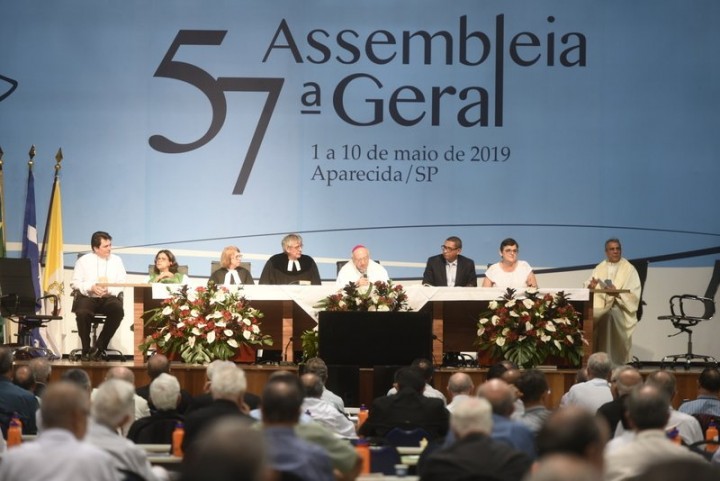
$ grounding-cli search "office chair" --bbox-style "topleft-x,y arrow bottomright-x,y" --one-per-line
0,258 -> 62,360
659,259 -> 720,369
384,427 -> 432,447
67,288 -> 125,361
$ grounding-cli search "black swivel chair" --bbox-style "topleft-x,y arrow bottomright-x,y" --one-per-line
0,258 -> 62,360
659,259 -> 720,369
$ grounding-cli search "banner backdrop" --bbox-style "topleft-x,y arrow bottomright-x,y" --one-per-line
1,1 -> 719,279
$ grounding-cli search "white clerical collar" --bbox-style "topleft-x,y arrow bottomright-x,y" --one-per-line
224,270 -> 241,285
287,260 -> 301,272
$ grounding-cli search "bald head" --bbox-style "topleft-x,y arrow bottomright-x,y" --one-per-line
611,366 -> 643,398
105,366 -> 135,384
300,373 -> 324,399
147,353 -> 171,379
536,406 -> 608,471
41,381 -> 90,438
447,372 -> 474,397
476,379 -> 515,417
528,454 -> 602,481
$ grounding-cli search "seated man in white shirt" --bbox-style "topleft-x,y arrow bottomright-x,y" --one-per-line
300,373 -> 356,438
336,245 -> 389,288
559,352 -> 613,413
387,358 -> 447,404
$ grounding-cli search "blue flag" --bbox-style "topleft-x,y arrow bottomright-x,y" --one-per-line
21,167 -> 47,349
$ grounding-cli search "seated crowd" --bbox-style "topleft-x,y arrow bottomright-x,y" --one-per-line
2,347 -> 720,481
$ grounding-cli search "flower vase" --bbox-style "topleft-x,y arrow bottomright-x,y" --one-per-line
234,344 -> 256,363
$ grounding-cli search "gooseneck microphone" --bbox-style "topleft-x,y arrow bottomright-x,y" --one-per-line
282,336 -> 295,364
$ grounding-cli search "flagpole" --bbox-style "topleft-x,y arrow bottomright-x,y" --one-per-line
0,146 -> 6,258
40,148 -> 62,266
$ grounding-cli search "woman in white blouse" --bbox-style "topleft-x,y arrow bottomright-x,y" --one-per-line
482,238 -> 537,288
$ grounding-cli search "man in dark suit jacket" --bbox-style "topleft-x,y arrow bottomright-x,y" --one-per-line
422,236 -> 477,287
358,367 -> 449,440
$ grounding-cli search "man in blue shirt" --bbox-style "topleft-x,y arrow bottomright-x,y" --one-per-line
679,367 -> 720,417
0,347 -> 38,436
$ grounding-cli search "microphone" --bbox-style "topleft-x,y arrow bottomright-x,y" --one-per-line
432,334 -> 444,344
282,336 -> 295,364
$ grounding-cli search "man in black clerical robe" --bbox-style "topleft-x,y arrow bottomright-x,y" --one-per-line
259,233 -> 322,285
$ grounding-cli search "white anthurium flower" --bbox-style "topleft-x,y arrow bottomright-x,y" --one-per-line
491,315 -> 500,326
510,310 -> 520,317
477,327 -> 485,336
526,287 -> 538,295
192,327 -> 201,336
242,318 -> 251,326
252,325 -> 260,334
191,309 -> 200,318
368,306 -> 377,312
525,321 -> 534,331
187,290 -> 198,302
519,335 -> 526,341
216,321 -> 227,328
566,335 -> 574,343
506,299 -> 516,308
197,322 -> 206,329
522,298 -> 534,309
243,330 -> 251,340
164,332 -> 172,342
228,339 -> 239,348
545,321 -> 556,332
556,318 -> 569,325
479,318 -> 489,325
176,321 -> 185,329
162,306 -> 173,316
554,340 -> 562,350
541,334 -> 551,342
188,336 -> 196,348
489,300 -> 498,310
501,327 -> 510,336
338,300 -> 347,308
496,337 -> 506,347
207,331 -> 216,344
377,304 -> 390,312
223,329 -> 233,337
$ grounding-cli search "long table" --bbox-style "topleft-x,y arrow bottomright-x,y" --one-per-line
113,283 -> 599,366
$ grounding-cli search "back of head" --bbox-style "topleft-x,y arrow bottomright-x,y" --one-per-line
29,357 -> 52,383
300,373 -> 324,399
612,366 -> 643,397
92,378 -> 135,428
628,385 -> 670,430
632,459 -> 719,481
41,381 -> 90,433
304,357 -> 329,383
0,347 -> 13,376
147,353 -> 171,379
411,358 -> 434,383
645,370 -> 677,400
181,418 -> 266,481
261,374 -> 303,424
150,373 -> 181,411
447,372 -> 474,396
395,366 -> 425,394
61,368 -> 92,393
206,360 -> 236,382
515,369 -> 549,403
210,366 -> 247,401
699,367 -> 720,393
13,365 -> 35,391
105,366 -> 135,384
536,406 -> 607,466
486,360 -> 515,380
476,379 -> 514,417
527,454 -> 602,481
450,397 -> 493,438
586,352 -> 612,380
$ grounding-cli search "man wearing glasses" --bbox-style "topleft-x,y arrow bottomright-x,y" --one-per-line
259,233 -> 322,285
422,236 -> 477,287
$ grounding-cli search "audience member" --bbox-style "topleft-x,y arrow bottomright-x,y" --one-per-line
85,378 -> 160,481
525,454 -> 602,481
0,381 -> 118,481
604,385 -> 705,481
635,459 -> 720,481
446,372 -> 475,412
559,352 -> 612,413
98,366 -> 150,426
180,417 -> 268,481
535,406 -> 608,473
60,367 -> 93,394
596,366 -> 643,438
300,373 -> 355,438
387,358 -> 447,404
336,245 -> 389,287
420,397 -> 531,481
303,357 -> 345,412
29,357 -> 51,398
486,360 -> 518,381
183,364 -> 255,454
70,230 -> 126,360
482,237 -> 537,288
678,366 -> 720,417
641,370 -> 703,445
12,364 -> 36,393
136,353 -> 194,413
501,366 -> 525,419
476,378 -> 536,458
422,236 -> 477,287
259,233 -> 322,285
209,245 -> 253,285
127,373 -> 184,445
585,238 -> 642,365
261,373 -> 334,481
186,360 -> 260,413
515,369 -> 551,433
0,346 -> 38,436
359,366 -> 449,440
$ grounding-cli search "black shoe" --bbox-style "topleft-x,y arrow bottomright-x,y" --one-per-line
88,347 -> 102,361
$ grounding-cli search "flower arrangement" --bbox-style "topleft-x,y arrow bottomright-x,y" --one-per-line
314,280 -> 411,312
139,282 -> 273,364
476,288 -> 586,368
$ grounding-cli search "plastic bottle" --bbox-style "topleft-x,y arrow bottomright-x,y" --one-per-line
705,419 -> 719,453
355,438 -> 371,474
172,422 -> 185,458
357,404 -> 369,430
666,427 -> 682,445
7,415 -> 22,448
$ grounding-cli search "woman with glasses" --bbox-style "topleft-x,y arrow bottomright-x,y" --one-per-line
482,238 -> 537,288
149,249 -> 186,284
209,246 -> 253,285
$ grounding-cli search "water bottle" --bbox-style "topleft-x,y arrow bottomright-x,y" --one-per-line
355,438 -> 371,474
357,404 -> 369,430
7,415 -> 22,448
705,419 -> 719,453
172,421 -> 185,457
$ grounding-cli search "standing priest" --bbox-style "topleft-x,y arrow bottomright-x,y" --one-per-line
259,233 -> 322,285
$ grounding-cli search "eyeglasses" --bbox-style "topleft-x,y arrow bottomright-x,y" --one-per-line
287,244 -> 303,249
441,245 -> 459,251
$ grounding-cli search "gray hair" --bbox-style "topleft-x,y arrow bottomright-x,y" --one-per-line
587,352 -> 612,379
450,397 -> 493,438
210,366 -> 247,401
92,379 -> 135,428
206,360 -> 236,381
150,373 -> 181,411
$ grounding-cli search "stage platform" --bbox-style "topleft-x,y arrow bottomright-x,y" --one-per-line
28,359 -> 703,409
